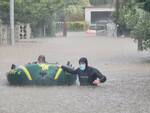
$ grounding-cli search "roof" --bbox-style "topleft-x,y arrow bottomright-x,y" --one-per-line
84,5 -> 115,12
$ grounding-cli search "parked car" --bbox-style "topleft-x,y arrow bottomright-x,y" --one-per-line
96,24 -> 107,36
96,20 -> 107,36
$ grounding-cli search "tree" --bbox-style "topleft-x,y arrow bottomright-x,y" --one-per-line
55,0 -> 90,36
131,10 -> 150,50
0,0 -> 90,37
114,0 -> 139,36
0,0 -> 64,37
89,0 -> 113,5
64,0 -> 90,21
136,0 -> 150,12
0,0 -> 10,24
116,0 -> 150,50
56,0 -> 90,21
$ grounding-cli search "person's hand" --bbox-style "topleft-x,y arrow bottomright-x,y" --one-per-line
93,79 -> 101,86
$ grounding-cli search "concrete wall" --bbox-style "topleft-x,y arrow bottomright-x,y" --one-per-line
0,23 -> 31,45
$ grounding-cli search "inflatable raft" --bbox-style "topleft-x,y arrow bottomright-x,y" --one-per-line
7,63 -> 76,85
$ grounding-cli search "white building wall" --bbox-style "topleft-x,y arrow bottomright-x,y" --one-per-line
85,8 -> 91,24
85,7 -> 115,25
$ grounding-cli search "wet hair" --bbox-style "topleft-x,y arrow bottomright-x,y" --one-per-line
79,57 -> 88,67
37,55 -> 46,63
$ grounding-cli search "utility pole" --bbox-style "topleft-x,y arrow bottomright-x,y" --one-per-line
63,17 -> 67,37
10,0 -> 15,45
115,0 -> 119,37
116,0 -> 119,21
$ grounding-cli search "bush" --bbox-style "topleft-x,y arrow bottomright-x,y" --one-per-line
131,13 -> 150,50
31,15 -> 56,37
67,21 -> 88,31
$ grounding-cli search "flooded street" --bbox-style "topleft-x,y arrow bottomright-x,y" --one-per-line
0,33 -> 150,113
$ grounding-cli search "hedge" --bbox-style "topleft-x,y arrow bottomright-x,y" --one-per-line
67,21 -> 88,31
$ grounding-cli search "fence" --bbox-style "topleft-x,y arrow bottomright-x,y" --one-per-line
0,23 -> 31,45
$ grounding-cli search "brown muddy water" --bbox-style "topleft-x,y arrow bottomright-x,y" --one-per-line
0,33 -> 150,113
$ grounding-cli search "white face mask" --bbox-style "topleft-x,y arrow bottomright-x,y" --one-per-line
79,64 -> 86,71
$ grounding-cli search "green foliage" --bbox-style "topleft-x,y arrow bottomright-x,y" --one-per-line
131,12 -> 150,49
136,0 -> 150,12
124,9 -> 139,30
131,6 -> 150,50
89,0 -> 113,6
65,5 -> 84,21
114,0 -> 138,35
57,0 -> 90,21
131,19 -> 149,39
67,21 -> 87,31
117,0 -> 150,50
0,0 -> 9,24
15,0 -> 63,37
0,0 -> 90,37
0,0 -> 63,37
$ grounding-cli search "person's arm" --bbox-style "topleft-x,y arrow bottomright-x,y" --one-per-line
61,65 -> 78,74
94,69 -> 107,83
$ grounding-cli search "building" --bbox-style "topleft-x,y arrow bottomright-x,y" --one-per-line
85,5 -> 115,25
85,5 -> 117,37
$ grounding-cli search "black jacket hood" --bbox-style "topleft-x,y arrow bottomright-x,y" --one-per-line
79,57 -> 88,67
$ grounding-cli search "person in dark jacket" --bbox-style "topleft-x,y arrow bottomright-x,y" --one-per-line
61,57 -> 106,86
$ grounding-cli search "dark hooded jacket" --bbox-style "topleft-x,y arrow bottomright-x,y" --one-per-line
61,57 -> 106,86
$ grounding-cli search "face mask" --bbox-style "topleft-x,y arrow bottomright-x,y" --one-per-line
79,64 -> 86,71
